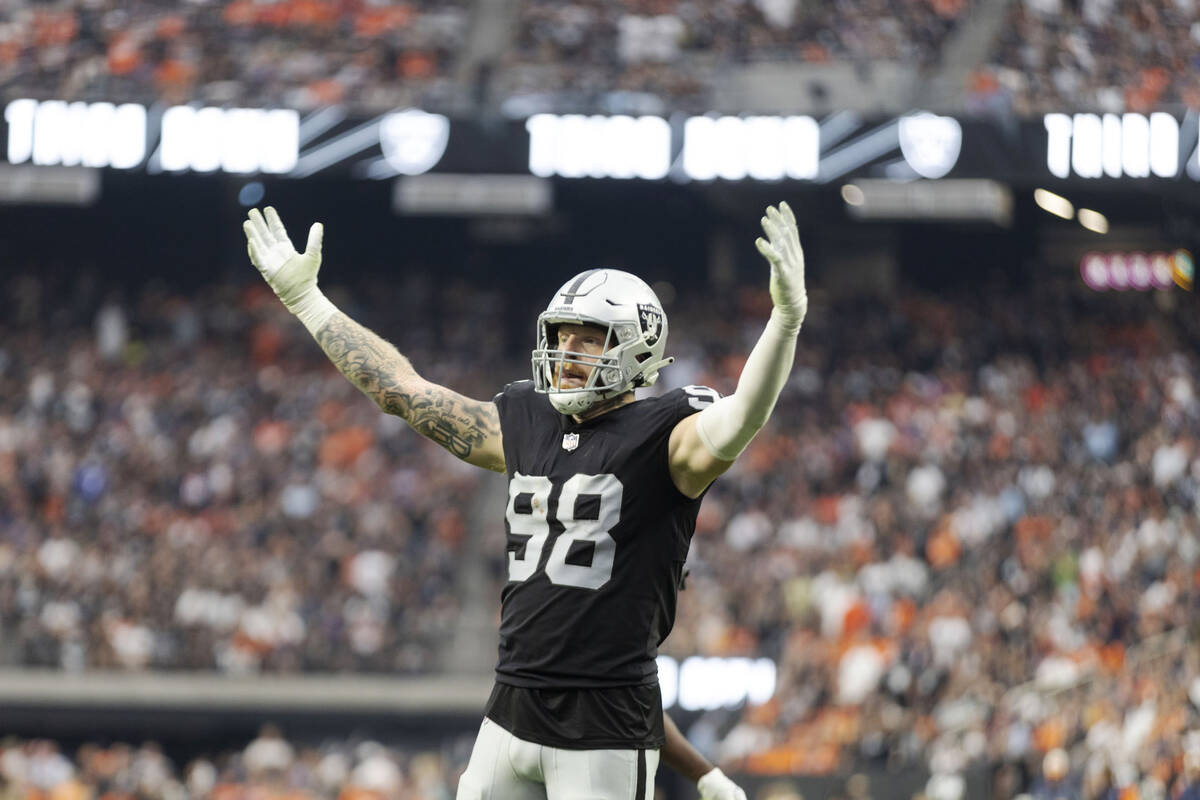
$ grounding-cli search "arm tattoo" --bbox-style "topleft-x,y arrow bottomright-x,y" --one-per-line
314,313 -> 502,466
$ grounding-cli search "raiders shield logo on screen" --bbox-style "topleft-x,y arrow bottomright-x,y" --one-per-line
638,304 -> 662,346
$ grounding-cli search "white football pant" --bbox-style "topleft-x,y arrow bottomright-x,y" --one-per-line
456,717 -> 660,800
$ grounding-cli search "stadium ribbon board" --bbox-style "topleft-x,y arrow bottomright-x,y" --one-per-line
4,100 -> 1199,185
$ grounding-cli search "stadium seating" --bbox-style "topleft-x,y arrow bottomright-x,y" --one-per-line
11,0 -> 1199,116
972,0 -> 1200,113
0,727 -> 466,800
3,3 -> 1200,797
648,279 -> 1200,791
0,0 -> 471,112
0,272 -> 504,674
0,0 -> 974,114
4,265 -> 1195,796
502,0 -> 970,113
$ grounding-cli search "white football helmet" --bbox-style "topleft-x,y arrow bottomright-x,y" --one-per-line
532,269 -> 673,415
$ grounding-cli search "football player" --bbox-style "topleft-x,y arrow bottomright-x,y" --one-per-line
243,201 -> 807,800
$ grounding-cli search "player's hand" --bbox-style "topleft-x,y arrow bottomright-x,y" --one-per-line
243,206 -> 324,310
755,201 -> 807,332
697,768 -> 748,800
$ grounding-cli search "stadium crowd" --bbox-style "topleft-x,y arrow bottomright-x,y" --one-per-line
2,265 -> 1199,799
971,0 -> 1200,114
0,0 -> 470,112
645,277 -> 1200,796
502,0 -> 969,113
0,268 -> 507,674
8,0 -> 1200,117
0,725 -> 468,800
0,0 -> 976,115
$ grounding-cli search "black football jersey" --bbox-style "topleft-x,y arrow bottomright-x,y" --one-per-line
491,381 -> 719,689
485,381 -> 720,748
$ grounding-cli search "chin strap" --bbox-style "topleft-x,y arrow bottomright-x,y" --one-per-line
547,353 -> 676,414
549,391 -> 598,415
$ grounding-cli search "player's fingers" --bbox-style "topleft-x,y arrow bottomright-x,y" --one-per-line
784,216 -> 802,252
761,215 -> 781,244
763,207 -> 797,260
780,201 -> 796,229
244,231 -> 265,271
248,208 -> 273,246
305,222 -> 323,258
772,208 -> 798,255
755,237 -> 779,264
769,221 -> 789,251
243,220 -> 266,255
264,206 -> 289,243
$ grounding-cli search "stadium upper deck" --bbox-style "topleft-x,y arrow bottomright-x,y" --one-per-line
3,0 -> 1194,114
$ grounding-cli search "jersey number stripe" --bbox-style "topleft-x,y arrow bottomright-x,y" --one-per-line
505,472 -> 623,590
683,384 -> 720,410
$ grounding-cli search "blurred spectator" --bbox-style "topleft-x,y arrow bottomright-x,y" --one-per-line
503,0 -> 970,113
0,269 -> 508,673
0,734 -> 466,800
0,0 -> 471,112
243,724 -> 294,779
0,0 -> 973,114
627,274 -> 1200,794
8,0 -> 1200,117
1029,748 -> 1076,800
2,260 -> 1199,799
975,0 -> 1200,113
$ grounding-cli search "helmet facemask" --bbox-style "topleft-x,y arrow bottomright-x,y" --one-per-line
532,319 -> 630,415
531,270 -> 673,415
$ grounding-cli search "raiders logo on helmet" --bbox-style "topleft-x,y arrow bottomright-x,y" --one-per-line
638,304 -> 663,346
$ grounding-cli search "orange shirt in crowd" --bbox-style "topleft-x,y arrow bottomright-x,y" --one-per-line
32,9 -> 78,47
356,4 -> 415,38
107,33 -> 141,75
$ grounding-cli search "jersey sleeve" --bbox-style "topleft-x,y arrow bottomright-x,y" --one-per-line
493,380 -> 539,474
493,380 -> 526,415
663,384 -> 722,424
646,386 -> 724,497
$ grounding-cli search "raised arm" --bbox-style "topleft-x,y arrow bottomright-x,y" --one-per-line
314,313 -> 504,471
243,207 -> 505,473
668,201 -> 807,497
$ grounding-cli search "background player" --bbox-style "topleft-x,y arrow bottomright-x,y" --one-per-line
242,201 -> 808,799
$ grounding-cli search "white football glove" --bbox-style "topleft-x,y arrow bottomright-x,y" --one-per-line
697,768 -> 748,800
243,206 -> 337,334
754,201 -> 807,333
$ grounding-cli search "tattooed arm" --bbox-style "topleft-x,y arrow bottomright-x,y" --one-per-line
242,207 -> 504,472
313,313 -> 505,471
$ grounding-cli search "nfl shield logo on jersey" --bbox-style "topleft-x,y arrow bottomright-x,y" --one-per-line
562,433 -> 580,451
